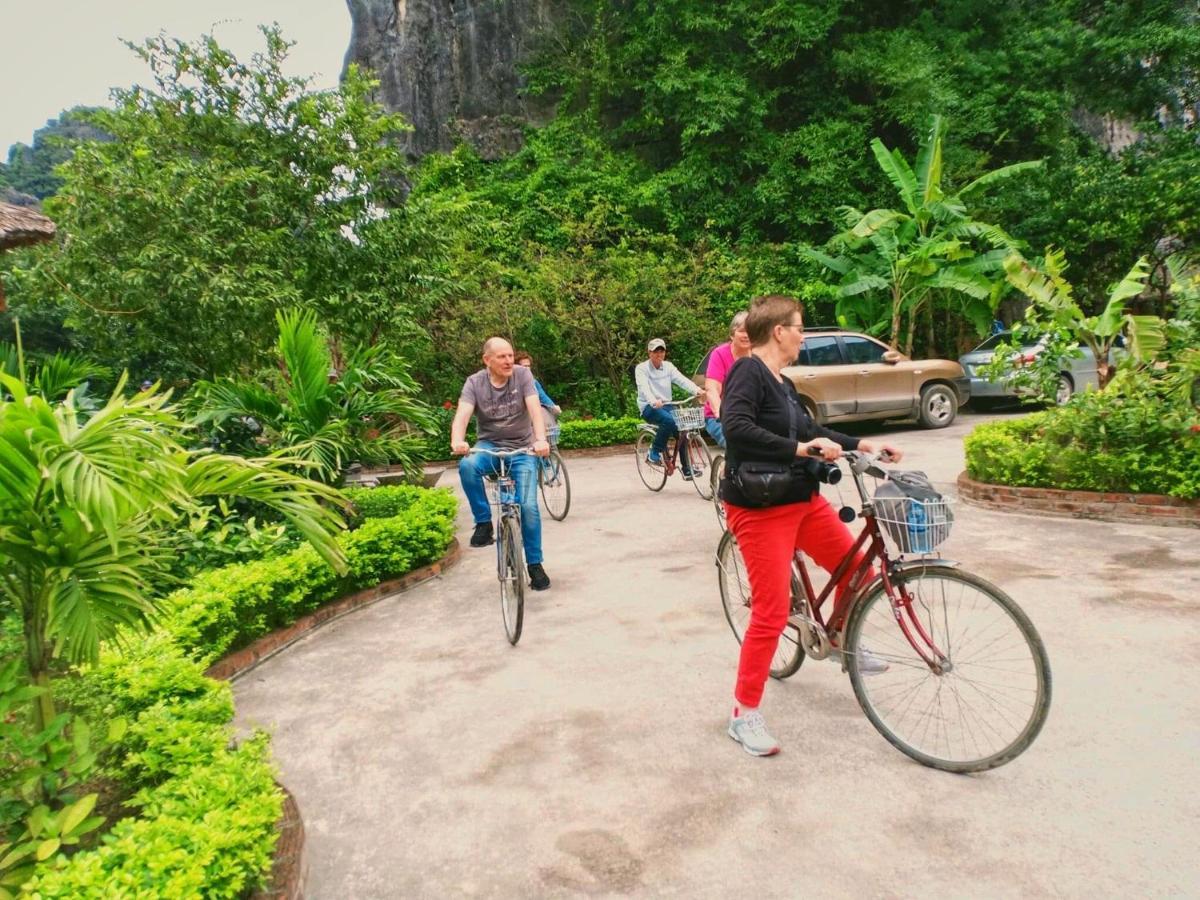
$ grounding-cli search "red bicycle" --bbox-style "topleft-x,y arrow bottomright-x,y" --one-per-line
716,450 -> 1051,772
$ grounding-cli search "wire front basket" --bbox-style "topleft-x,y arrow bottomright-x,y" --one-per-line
671,406 -> 705,432
484,475 -> 519,508
872,494 -> 956,555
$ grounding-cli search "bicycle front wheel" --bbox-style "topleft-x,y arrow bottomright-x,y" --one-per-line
684,432 -> 714,500
710,451 -> 726,528
498,517 -> 525,645
539,450 -> 571,521
715,530 -> 804,679
635,430 -> 667,491
845,568 -> 1051,772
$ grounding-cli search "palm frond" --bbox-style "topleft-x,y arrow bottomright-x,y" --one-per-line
1123,314 -> 1166,361
850,208 -> 908,239
1095,256 -> 1151,334
915,114 -> 945,204
182,452 -> 348,571
799,247 -> 850,275
958,159 -> 1044,199
276,309 -> 334,430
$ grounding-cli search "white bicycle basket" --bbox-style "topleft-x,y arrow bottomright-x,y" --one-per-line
872,471 -> 955,554
671,406 -> 705,431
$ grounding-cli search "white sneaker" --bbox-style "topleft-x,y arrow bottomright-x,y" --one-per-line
728,710 -> 781,757
829,646 -> 890,675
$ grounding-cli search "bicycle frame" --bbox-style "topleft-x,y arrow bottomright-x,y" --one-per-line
790,452 -> 948,673
468,447 -> 531,579
640,399 -> 702,476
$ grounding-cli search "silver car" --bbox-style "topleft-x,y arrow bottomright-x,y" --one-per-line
959,332 -> 1108,407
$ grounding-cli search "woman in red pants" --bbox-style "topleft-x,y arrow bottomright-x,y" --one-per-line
719,295 -> 903,757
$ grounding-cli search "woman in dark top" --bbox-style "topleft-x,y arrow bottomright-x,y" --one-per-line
720,295 -> 903,757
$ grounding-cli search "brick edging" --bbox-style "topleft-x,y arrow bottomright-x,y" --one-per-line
957,472 -> 1200,529
250,784 -> 306,900
204,538 -> 463,682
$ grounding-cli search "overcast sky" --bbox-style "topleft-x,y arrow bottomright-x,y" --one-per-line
0,1 -> 352,152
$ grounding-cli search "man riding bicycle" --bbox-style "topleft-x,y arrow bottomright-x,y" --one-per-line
450,337 -> 552,591
635,337 -> 704,479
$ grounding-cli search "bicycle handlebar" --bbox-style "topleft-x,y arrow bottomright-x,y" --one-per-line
464,446 -> 534,457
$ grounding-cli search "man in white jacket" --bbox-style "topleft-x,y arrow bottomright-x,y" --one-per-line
634,337 -> 703,477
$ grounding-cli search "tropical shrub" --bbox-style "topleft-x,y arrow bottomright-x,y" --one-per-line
964,379 -> 1200,498
193,309 -> 435,484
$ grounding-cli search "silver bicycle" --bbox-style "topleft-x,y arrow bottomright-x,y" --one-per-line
470,447 -> 534,645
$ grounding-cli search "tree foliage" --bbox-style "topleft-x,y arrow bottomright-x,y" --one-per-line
8,28 -> 450,383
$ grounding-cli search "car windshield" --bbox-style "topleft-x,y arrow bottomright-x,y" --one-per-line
975,333 -> 1042,351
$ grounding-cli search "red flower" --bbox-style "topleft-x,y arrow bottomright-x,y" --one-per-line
1191,424 -> 1200,433
442,401 -> 453,410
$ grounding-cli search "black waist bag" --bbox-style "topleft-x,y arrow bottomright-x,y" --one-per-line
730,371 -> 804,508
732,461 -> 798,507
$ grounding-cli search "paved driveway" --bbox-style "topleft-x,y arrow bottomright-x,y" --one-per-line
234,412 -> 1200,898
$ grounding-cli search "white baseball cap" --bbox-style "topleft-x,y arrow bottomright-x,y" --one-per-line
647,338 -> 667,351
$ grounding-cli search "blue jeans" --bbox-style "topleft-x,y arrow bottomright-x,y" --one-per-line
458,442 -> 543,565
640,405 -> 692,474
705,416 -> 726,448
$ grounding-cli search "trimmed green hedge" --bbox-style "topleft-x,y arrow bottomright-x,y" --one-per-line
556,416 -> 643,450
964,395 -> 1200,499
162,488 -> 456,663
25,487 -> 459,896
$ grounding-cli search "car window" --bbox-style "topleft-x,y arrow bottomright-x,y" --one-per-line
797,336 -> 842,366
842,336 -> 888,364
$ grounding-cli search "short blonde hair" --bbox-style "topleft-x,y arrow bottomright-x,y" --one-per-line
745,295 -> 801,347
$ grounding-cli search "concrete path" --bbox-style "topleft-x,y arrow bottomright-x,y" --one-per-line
234,412 -> 1200,898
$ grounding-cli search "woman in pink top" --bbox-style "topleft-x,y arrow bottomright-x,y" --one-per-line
703,310 -> 752,447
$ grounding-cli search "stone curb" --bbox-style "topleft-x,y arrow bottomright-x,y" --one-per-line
204,538 -> 463,682
250,784 -> 306,900
957,472 -> 1200,529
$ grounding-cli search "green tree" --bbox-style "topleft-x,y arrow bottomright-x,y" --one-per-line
192,310 -> 435,483
0,373 -> 347,736
11,28 -> 447,382
804,115 -> 1040,351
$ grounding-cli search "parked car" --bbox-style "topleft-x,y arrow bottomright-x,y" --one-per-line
959,332 -> 1111,407
782,328 -> 970,429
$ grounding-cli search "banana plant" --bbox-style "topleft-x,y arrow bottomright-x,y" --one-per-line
804,114 -> 1042,352
1003,250 -> 1164,389
0,372 -> 348,736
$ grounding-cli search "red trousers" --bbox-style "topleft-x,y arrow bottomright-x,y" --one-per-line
727,495 -> 866,708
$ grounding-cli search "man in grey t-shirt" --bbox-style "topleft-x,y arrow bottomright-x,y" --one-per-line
450,337 -> 552,590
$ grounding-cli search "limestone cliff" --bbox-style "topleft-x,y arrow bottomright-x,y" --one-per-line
343,0 -> 562,159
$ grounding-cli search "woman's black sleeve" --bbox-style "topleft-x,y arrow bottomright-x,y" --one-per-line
796,409 -> 862,452
722,362 -> 799,462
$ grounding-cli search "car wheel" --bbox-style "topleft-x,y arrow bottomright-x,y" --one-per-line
1054,373 -> 1074,406
918,383 -> 958,428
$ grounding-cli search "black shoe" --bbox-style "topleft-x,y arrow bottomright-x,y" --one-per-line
528,563 -> 551,591
470,522 -> 494,547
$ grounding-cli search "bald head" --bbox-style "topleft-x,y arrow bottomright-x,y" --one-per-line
482,337 -> 512,357
482,337 -> 515,381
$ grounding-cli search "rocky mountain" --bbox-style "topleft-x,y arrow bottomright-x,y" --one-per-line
343,0 -> 563,159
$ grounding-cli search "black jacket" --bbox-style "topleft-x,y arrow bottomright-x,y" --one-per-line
719,355 -> 860,507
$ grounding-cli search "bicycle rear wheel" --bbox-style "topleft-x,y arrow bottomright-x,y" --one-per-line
635,430 -> 667,491
845,567 -> 1050,772
538,450 -> 571,521
498,517 -> 525,645
684,431 -> 714,500
715,530 -> 804,679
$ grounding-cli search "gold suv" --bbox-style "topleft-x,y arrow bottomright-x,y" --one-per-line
784,329 -> 970,429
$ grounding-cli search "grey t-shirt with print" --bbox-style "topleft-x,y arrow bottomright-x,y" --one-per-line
460,366 -> 537,449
